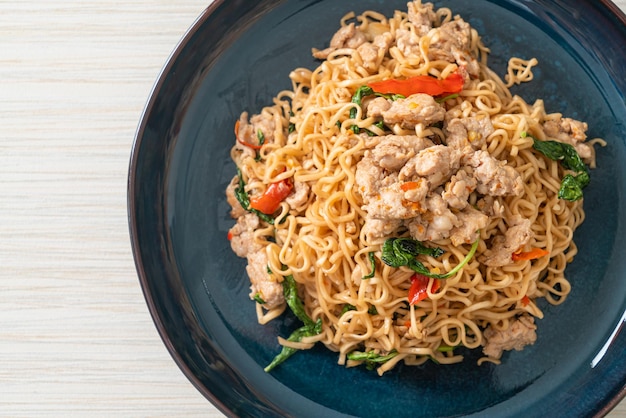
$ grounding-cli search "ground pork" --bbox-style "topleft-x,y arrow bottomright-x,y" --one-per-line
399,144 -> 461,189
373,31 -> 394,51
312,23 -> 367,59
361,218 -> 403,240
356,31 -> 394,72
407,0 -> 436,36
380,94 -> 446,130
445,114 -> 494,150
428,18 -> 480,79
395,28 -> 421,58
464,150 -> 524,196
356,42 -> 379,72
405,195 -> 487,243
481,216 -> 533,267
225,175 -> 247,219
449,206 -> 489,245
228,213 -> 263,258
285,181 -> 310,211
406,193 -> 459,241
359,170 -> 420,220
476,195 -> 505,218
482,314 -> 537,359
246,249 -> 284,309
355,128 -> 523,242
237,111 -> 275,148
369,134 -> 433,170
542,117 -> 592,162
356,135 -> 443,221
441,168 -> 476,210
366,97 -> 392,119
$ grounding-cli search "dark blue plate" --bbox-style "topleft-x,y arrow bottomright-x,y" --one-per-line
128,1 -> 626,416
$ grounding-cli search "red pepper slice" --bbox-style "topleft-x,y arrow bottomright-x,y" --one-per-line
408,274 -> 440,305
512,248 -> 549,261
521,295 -> 531,307
235,120 -> 263,150
249,178 -> 294,214
367,73 -> 464,97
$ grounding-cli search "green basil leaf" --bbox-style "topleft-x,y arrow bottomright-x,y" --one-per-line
350,86 -> 375,119
347,349 -> 398,362
529,134 -> 590,201
283,274 -> 316,328
531,137 -> 567,160
362,252 -> 376,279
558,174 -> 584,201
381,238 -> 444,268
264,323 -> 318,372
395,238 -> 445,258
435,93 -> 459,103
288,111 -> 296,133
381,236 -> 478,279
341,304 -> 377,315
341,304 -> 356,315
350,86 -> 376,133
257,129 -> 265,146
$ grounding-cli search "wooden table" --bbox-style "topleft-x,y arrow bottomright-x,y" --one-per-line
1,1 -> 624,416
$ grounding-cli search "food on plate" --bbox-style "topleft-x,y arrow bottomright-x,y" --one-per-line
225,0 -> 603,374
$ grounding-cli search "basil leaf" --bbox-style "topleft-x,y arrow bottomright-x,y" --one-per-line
288,111 -> 296,133
378,93 -> 405,101
558,173 -> 585,201
257,129 -> 265,146
341,304 -> 356,315
532,137 -> 587,173
341,304 -> 377,315
381,239 -> 412,267
530,134 -> 590,201
560,143 -> 586,173
381,236 -> 478,279
347,349 -> 398,370
349,86 -> 375,133
437,344 -> 458,353
362,252 -> 376,279
396,237 -> 445,258
254,130 -> 266,161
350,86 -> 375,120
264,274 -> 322,372
347,349 -> 398,363
436,93 -> 459,103
574,170 -> 590,188
530,137 -> 566,160
381,238 -> 444,268
263,320 -> 321,372
283,274 -> 316,328
234,168 -> 250,208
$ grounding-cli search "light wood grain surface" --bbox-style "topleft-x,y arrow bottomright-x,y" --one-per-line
1,1 -> 624,416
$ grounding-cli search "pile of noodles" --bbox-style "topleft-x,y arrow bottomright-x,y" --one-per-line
229,1 -> 601,373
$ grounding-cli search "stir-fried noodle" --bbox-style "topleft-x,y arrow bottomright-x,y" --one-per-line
226,1 -> 603,374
